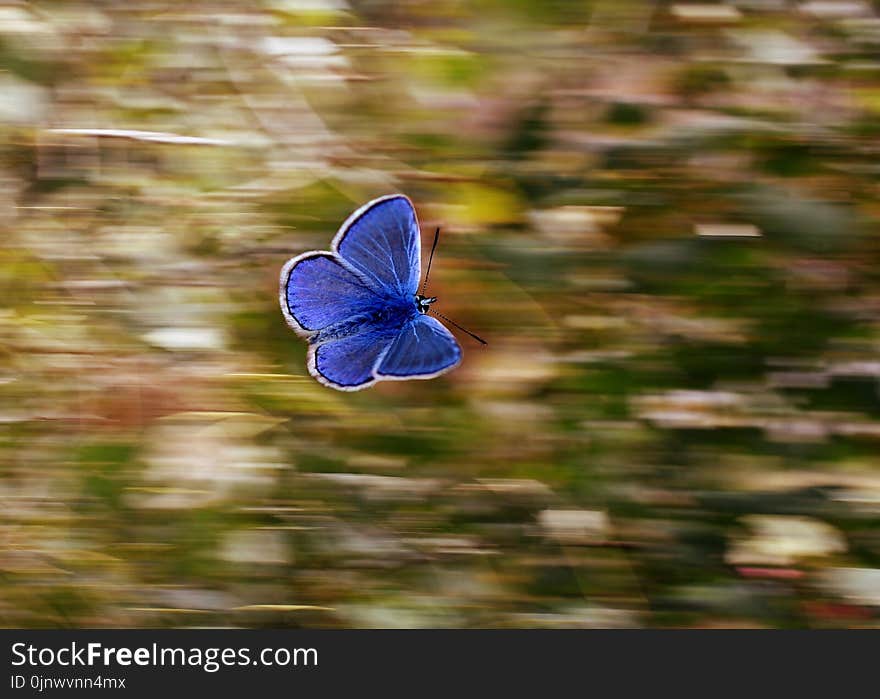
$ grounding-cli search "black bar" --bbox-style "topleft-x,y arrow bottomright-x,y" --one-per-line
1,630 -> 875,696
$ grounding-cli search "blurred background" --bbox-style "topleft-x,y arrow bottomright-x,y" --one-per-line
1,0 -> 879,629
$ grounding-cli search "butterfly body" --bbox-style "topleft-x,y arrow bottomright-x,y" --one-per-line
415,294 -> 437,314
309,290 -> 415,346
280,194 -> 465,391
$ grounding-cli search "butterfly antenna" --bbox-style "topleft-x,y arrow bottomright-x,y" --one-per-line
430,310 -> 488,346
420,227 -> 440,296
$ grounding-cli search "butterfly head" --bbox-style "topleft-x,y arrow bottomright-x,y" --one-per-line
415,294 -> 437,315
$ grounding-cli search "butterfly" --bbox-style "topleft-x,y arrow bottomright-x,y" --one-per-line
279,194 -> 485,391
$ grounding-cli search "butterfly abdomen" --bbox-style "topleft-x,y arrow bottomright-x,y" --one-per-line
310,299 -> 415,345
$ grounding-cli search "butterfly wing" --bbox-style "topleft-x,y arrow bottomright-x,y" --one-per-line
308,326 -> 399,391
280,252 -> 382,335
375,314 -> 462,381
333,194 -> 422,297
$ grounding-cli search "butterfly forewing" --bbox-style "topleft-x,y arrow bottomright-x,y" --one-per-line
282,252 -> 382,334
334,195 -> 422,298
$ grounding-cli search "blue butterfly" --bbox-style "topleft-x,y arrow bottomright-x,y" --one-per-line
280,194 -> 485,391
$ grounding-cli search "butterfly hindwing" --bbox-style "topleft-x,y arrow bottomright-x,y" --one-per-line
376,314 -> 462,380
281,252 -> 380,334
309,327 -> 398,391
334,195 -> 421,298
